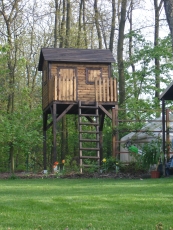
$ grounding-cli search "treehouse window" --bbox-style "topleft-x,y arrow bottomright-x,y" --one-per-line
86,68 -> 102,84
58,67 -> 75,79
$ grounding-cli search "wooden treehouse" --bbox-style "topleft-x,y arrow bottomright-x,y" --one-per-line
38,48 -> 117,172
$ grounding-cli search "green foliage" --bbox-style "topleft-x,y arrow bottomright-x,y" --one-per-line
0,105 -> 43,172
62,155 -> 80,174
82,159 -> 99,174
8,174 -> 18,180
101,157 -> 119,173
113,32 -> 173,115
120,161 -> 147,174
142,139 -> 163,170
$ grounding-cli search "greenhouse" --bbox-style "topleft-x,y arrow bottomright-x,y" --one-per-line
120,114 -> 173,162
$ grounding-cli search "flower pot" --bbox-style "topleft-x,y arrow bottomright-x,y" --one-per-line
151,170 -> 160,178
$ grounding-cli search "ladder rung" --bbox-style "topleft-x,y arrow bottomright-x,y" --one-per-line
80,147 -> 100,151
79,131 -> 99,134
79,114 -> 99,117
79,105 -> 98,109
80,156 -> 100,159
81,164 -> 99,168
79,122 -> 99,125
80,139 -> 99,142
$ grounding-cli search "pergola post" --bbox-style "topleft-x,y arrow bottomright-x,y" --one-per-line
162,99 -> 165,176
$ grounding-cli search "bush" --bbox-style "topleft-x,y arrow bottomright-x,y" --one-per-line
119,161 -> 148,174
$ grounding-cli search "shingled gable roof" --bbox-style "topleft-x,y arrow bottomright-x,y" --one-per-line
38,48 -> 115,71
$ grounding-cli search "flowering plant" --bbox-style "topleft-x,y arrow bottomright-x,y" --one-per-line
53,161 -> 59,172
101,157 -> 119,173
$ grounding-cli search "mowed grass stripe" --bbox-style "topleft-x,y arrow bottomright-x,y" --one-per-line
0,178 -> 173,230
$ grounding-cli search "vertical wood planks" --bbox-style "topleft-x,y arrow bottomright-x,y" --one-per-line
95,78 -> 98,101
94,78 -> 117,102
56,75 -> 77,101
110,78 -> 113,101
103,79 -> 106,101
73,76 -> 76,101
54,76 -> 57,100
48,75 -> 116,103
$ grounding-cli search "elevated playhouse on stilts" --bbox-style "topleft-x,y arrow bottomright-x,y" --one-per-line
38,48 -> 117,172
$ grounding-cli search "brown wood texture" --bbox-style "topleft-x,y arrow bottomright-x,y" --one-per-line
42,61 -> 49,109
42,62 -> 117,109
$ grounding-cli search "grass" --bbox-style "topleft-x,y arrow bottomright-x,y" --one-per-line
0,177 -> 173,230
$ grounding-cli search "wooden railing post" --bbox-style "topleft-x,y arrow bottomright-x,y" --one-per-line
94,78 -> 117,103
54,76 -> 57,100
95,78 -> 98,101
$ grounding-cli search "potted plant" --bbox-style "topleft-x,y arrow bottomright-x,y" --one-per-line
142,138 -> 162,178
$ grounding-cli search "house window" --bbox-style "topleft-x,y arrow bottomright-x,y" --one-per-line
86,68 -> 102,84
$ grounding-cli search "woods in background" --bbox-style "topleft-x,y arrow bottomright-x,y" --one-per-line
0,0 -> 173,173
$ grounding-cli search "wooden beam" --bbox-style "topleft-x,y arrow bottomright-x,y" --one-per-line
56,104 -> 74,122
52,103 -> 57,165
99,113 -> 105,164
112,107 -> 116,158
43,112 -> 48,170
98,105 -> 112,119
46,104 -> 74,130
86,116 -> 94,123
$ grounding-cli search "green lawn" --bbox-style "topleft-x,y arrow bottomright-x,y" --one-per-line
0,177 -> 173,230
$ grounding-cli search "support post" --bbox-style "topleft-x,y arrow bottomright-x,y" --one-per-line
99,113 -> 105,164
112,107 -> 116,157
115,106 -> 119,158
166,108 -> 170,159
52,103 -> 57,165
43,112 -> 47,171
162,99 -> 165,176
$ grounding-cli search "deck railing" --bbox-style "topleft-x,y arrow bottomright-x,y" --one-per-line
49,75 -> 77,102
48,76 -> 117,103
95,78 -> 117,102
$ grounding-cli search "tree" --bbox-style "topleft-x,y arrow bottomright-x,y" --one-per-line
163,0 -> 173,50
94,0 -> 102,49
109,0 -> 116,52
0,0 -> 25,172
117,0 -> 127,107
154,0 -> 163,116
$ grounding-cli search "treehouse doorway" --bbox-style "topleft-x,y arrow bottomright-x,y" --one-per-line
57,67 -> 77,101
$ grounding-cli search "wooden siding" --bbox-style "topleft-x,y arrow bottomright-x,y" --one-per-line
42,62 -> 117,109
42,61 -> 49,109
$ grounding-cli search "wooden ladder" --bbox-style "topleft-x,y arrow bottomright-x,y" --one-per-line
78,101 -> 100,173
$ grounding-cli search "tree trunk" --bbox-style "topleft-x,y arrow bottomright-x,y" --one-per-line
128,0 -> 137,98
109,0 -> 116,52
154,0 -> 163,117
65,0 -> 71,48
60,0 -> 66,48
77,0 -> 83,47
1,0 -> 21,173
163,0 -> 173,50
82,0 -> 88,48
117,0 -> 127,107
94,0 -> 102,49
54,0 -> 60,48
